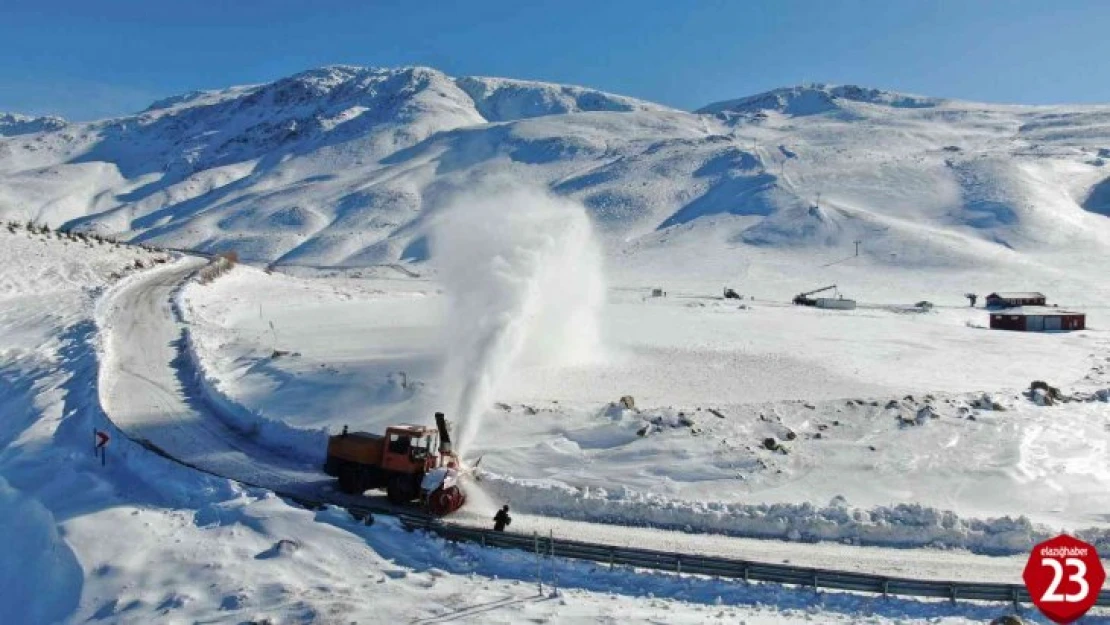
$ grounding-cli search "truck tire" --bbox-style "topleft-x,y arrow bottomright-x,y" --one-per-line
386,474 -> 417,504
337,467 -> 361,495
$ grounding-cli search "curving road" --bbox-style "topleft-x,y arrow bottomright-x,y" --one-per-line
96,259 -> 1031,585
98,259 -> 329,497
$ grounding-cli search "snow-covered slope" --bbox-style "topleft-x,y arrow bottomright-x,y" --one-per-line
1,221 -> 1012,625
2,69 -> 1108,280
696,83 -> 945,118
456,74 -> 668,121
181,262 -> 1110,545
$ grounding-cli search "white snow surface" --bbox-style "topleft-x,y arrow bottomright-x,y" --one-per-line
180,260 -> 1110,555
6,65 -> 1110,622
3,226 -> 1057,624
110,257 -> 1074,580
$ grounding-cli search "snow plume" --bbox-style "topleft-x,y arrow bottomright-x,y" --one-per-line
431,183 -> 605,455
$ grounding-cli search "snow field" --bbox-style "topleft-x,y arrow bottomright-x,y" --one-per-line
180,262 -> 1110,558
6,63 -> 1110,623
0,227 -> 1043,624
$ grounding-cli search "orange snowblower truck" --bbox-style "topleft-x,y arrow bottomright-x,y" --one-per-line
323,412 -> 464,513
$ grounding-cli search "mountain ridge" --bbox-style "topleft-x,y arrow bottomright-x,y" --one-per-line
697,83 -> 945,119
0,112 -> 68,137
1,65 -> 1108,283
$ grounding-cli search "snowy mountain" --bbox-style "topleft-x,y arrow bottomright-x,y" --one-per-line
4,68 -> 1110,624
696,83 -> 944,118
0,112 -> 67,136
1,67 -> 1109,279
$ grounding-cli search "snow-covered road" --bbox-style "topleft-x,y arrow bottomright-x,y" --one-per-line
97,259 -> 327,496
95,259 -> 1033,585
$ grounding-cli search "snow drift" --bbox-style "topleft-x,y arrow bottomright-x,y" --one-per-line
172,276 -> 330,466
0,478 -> 82,624
477,472 -> 1110,556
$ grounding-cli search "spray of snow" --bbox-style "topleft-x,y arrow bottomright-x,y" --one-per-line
431,183 -> 605,455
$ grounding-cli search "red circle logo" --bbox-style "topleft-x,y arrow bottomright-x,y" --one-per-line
1022,535 -> 1105,624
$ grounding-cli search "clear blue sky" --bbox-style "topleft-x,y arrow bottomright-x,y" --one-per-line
3,0 -> 1109,120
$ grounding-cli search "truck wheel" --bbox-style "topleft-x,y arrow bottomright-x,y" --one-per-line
337,468 -> 361,495
386,474 -> 416,504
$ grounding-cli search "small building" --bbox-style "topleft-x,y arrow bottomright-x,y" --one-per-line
815,297 -> 856,310
985,292 -> 1046,308
989,307 -> 1086,332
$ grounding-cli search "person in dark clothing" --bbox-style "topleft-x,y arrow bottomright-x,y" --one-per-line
493,505 -> 511,531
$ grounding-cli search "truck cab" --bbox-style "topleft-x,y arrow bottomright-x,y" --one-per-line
381,425 -> 439,473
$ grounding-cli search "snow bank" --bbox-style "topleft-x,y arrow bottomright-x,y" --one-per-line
0,478 -> 82,624
319,513 -> 1016,625
478,472 -> 1110,556
184,331 -> 327,463
173,272 -> 329,465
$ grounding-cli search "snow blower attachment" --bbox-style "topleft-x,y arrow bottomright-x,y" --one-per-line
323,412 -> 468,515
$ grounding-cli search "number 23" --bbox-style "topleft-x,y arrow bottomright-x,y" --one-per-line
1041,558 -> 1089,602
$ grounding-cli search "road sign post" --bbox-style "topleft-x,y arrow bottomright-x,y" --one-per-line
1022,534 -> 1105,624
94,429 -> 110,467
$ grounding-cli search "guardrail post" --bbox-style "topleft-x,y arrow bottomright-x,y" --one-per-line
742,564 -> 749,583
881,579 -> 889,598
550,530 -> 557,595
676,554 -> 682,576
813,572 -> 819,590
534,531 -> 543,595
609,547 -> 615,569
949,584 -> 957,604
1010,587 -> 1018,612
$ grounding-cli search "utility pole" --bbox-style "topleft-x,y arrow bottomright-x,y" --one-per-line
854,240 -> 862,257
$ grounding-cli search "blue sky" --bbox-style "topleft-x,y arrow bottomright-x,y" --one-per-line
3,0 -> 1109,120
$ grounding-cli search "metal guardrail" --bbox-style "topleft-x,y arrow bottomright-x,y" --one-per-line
124,354 -> 1110,610
397,515 -> 1110,608
127,430 -> 1110,609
